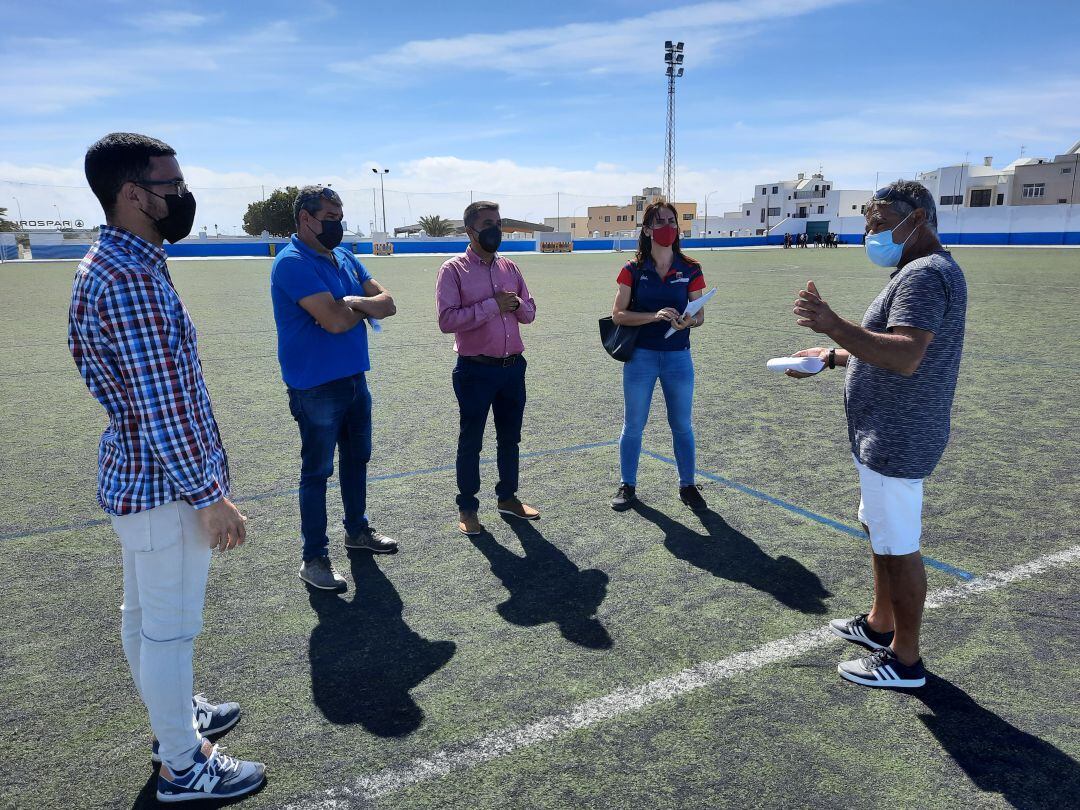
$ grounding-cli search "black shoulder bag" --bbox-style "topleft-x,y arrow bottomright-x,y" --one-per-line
599,263 -> 644,362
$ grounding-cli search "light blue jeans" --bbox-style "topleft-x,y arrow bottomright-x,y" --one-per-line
112,500 -> 212,772
620,347 -> 696,487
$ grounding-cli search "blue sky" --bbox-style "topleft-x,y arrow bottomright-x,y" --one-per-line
2,0 -> 1079,232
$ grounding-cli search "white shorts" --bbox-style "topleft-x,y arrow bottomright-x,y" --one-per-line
853,454 -> 924,556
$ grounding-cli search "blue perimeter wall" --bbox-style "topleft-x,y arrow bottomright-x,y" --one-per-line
25,232 -> 1080,259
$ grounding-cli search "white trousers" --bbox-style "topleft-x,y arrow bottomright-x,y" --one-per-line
111,500 -> 212,772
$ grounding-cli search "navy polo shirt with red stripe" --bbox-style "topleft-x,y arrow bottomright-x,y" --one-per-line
617,255 -> 706,351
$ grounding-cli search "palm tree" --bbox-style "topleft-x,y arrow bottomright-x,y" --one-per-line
417,214 -> 455,237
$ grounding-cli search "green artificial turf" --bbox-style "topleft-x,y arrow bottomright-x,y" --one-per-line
0,247 -> 1077,808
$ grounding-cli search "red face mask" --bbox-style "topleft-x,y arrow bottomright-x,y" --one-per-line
650,224 -> 678,247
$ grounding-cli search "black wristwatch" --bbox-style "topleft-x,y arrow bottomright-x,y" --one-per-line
828,348 -> 836,369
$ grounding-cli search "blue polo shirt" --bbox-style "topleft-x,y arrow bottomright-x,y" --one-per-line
271,235 -> 373,390
617,255 -> 706,351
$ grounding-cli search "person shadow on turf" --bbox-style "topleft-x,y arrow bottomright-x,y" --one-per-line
468,517 -> 613,650
913,674 -> 1080,808
631,502 -> 831,615
306,551 -> 456,736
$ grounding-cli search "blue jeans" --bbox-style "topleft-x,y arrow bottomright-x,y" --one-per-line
452,356 -> 527,512
287,373 -> 371,561
620,348 -> 696,487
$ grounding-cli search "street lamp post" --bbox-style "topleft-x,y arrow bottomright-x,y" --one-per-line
372,168 -> 389,235
54,205 -> 63,230
704,190 -> 719,242
11,196 -> 23,226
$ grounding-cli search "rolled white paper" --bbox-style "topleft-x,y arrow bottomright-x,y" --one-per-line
767,356 -> 825,374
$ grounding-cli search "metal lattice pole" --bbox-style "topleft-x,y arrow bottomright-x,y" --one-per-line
664,70 -> 676,199
663,42 -> 685,201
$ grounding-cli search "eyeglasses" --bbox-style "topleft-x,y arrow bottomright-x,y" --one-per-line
136,179 -> 190,197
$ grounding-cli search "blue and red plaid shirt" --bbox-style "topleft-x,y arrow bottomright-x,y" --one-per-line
68,225 -> 230,515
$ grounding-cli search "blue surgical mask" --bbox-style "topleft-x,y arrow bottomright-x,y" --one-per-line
865,213 -> 918,267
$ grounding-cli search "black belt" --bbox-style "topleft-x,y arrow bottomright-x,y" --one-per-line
463,353 -> 522,367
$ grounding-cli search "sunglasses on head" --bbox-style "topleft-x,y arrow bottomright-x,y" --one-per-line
872,186 -> 919,210
302,187 -> 341,205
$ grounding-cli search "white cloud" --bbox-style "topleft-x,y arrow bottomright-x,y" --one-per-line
332,0 -> 856,80
129,11 -> 210,30
1,21 -> 298,114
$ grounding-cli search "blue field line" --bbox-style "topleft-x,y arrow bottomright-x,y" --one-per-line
0,439 -> 619,543
642,450 -> 976,581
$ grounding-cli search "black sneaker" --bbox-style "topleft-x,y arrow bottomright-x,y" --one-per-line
611,483 -> 637,511
299,556 -> 347,591
345,527 -> 399,554
838,647 -> 926,689
679,484 -> 707,511
152,695 -> 241,763
829,613 -> 895,651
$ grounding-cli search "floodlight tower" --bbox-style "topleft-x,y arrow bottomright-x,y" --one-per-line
663,41 -> 685,201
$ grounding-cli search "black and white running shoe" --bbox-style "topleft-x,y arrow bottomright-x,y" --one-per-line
838,647 -> 926,689
829,613 -> 894,650
153,695 -> 241,762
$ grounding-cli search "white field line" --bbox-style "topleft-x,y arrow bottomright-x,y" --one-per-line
286,544 -> 1080,809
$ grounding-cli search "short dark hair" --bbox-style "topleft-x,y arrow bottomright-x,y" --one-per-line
294,185 -> 342,225
463,201 -> 499,230
84,132 -> 176,216
869,179 -> 938,231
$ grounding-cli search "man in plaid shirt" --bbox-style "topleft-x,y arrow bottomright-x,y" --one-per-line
68,133 -> 265,802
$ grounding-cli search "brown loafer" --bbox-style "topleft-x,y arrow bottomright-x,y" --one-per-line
497,498 -> 540,521
458,510 -> 484,536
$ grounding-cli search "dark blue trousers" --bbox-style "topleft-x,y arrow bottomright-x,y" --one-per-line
287,373 -> 371,561
452,356 -> 527,512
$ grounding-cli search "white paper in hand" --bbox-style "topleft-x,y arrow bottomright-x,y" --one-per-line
664,288 -> 717,338
767,356 -> 825,374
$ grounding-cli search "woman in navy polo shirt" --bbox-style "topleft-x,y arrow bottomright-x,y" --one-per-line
609,200 -> 707,511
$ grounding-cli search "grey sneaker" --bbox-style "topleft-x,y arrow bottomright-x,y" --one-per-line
344,527 -> 399,554
299,556 -> 347,591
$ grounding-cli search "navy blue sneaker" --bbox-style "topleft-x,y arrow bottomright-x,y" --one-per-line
157,743 -> 265,803
829,613 -> 895,651
838,647 -> 927,689
152,695 -> 241,763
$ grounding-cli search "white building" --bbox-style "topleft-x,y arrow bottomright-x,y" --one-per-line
915,155 -> 1040,212
694,172 -> 870,238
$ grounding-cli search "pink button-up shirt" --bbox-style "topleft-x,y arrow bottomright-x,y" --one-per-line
436,246 -> 536,357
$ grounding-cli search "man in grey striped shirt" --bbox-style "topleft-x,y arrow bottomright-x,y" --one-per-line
788,180 -> 967,689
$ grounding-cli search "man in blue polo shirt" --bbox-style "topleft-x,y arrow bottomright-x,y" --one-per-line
271,186 -> 398,592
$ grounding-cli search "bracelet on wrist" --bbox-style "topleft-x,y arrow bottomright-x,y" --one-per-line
828,348 -> 836,369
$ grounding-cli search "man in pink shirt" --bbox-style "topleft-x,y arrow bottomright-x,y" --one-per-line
435,201 -> 539,536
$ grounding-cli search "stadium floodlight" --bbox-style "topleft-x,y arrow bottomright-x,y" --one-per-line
371,167 -> 389,234
662,41 -> 686,200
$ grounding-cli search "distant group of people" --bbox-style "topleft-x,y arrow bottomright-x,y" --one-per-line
784,231 -> 840,248
68,132 -> 966,803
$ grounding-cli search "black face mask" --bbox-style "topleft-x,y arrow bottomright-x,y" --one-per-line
476,225 -> 502,253
139,187 -> 196,244
308,216 -> 343,250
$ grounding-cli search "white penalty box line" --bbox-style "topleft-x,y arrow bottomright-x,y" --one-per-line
285,543 -> 1080,809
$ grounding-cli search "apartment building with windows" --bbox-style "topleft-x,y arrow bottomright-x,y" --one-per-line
586,187 -> 697,237
1008,140 -> 1080,205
